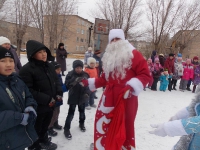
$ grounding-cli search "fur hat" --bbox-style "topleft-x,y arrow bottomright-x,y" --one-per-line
50,61 -> 61,69
73,60 -> 83,69
108,29 -> 125,43
159,53 -> 164,57
0,46 -> 14,60
87,57 -> 96,66
169,53 -> 174,57
0,36 -> 11,45
58,43 -> 64,48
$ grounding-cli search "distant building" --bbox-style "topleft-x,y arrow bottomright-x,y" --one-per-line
0,20 -> 42,48
172,30 -> 200,59
43,15 -> 93,54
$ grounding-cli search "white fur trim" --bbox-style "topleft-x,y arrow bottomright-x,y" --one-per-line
88,78 -> 96,91
164,120 -> 188,137
108,29 -> 125,43
126,78 -> 144,96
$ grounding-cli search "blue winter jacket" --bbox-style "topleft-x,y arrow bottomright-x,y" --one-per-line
0,73 -> 38,150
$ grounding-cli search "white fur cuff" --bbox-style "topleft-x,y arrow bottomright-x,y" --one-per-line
164,120 -> 188,137
126,78 -> 144,96
88,78 -> 96,91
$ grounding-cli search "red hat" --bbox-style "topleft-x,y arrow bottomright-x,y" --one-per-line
193,56 -> 199,60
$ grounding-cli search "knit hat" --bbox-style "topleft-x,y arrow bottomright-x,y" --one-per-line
169,53 -> 174,57
0,46 -> 14,60
50,61 -> 61,69
186,59 -> 191,63
193,56 -> 198,60
73,60 -> 83,69
87,57 -> 96,66
177,53 -> 182,57
147,58 -> 152,62
0,36 -> 11,45
26,40 -> 54,61
108,29 -> 125,43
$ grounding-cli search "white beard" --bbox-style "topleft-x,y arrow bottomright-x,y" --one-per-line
102,40 -> 134,81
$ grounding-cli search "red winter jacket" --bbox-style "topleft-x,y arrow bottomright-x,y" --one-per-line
182,63 -> 194,80
164,58 -> 175,74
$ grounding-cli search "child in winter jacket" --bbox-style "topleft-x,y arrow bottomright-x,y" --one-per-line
179,59 -> 194,92
159,70 -> 172,92
149,85 -> 200,150
48,61 -> 68,136
192,64 -> 200,93
171,55 -> 183,90
151,57 -> 163,91
63,60 -> 90,140
19,40 -> 63,150
84,57 -> 98,109
147,58 -> 154,89
0,46 -> 38,150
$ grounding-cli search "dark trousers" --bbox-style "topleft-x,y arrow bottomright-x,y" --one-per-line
29,111 -> 53,148
64,104 -> 85,130
48,107 -> 60,128
187,79 -> 192,88
85,92 -> 95,106
168,78 -> 172,91
151,77 -> 159,90
171,79 -> 177,88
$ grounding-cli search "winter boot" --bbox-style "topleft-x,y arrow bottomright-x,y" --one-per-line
192,85 -> 196,93
48,127 -> 58,137
53,120 -> 62,130
79,123 -> 86,132
186,85 -> 191,91
172,85 -> 177,90
39,137 -> 57,150
90,104 -> 97,108
64,129 -> 72,140
28,140 -> 41,150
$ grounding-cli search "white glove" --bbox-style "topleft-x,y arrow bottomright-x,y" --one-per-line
24,106 -> 37,116
149,124 -> 167,137
169,107 -> 189,121
149,120 -> 188,137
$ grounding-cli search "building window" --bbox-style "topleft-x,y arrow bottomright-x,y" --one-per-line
76,46 -> 79,51
82,20 -> 85,26
65,45 -> 67,50
80,38 -> 84,42
77,37 -> 79,42
81,30 -> 84,34
77,19 -> 81,25
77,28 -> 80,33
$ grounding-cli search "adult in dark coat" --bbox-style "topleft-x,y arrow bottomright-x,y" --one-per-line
0,46 -> 37,150
93,50 -> 103,77
19,40 -> 63,150
164,53 -> 175,91
56,43 -> 68,76
158,54 -> 166,67
0,36 -> 22,73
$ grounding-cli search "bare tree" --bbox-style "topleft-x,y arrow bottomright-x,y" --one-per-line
146,0 -> 184,53
171,0 -> 200,54
14,0 -> 31,56
94,0 -> 142,38
0,0 -> 6,10
29,0 -> 77,53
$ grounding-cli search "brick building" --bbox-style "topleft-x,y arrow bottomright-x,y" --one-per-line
43,15 -> 93,54
0,20 -> 42,49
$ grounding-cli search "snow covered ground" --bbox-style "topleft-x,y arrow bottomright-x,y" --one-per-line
21,54 -> 194,150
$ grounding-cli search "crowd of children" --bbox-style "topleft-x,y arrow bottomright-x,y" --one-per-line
147,52 -> 200,93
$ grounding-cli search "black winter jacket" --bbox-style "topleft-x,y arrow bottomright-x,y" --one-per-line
0,74 -> 38,150
65,70 -> 90,105
19,59 -> 63,114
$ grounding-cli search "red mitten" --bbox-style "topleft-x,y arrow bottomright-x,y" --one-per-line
80,79 -> 89,87
56,95 -> 63,101
121,85 -> 134,99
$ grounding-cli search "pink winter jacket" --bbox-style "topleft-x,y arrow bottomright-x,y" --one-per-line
182,63 -> 194,80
